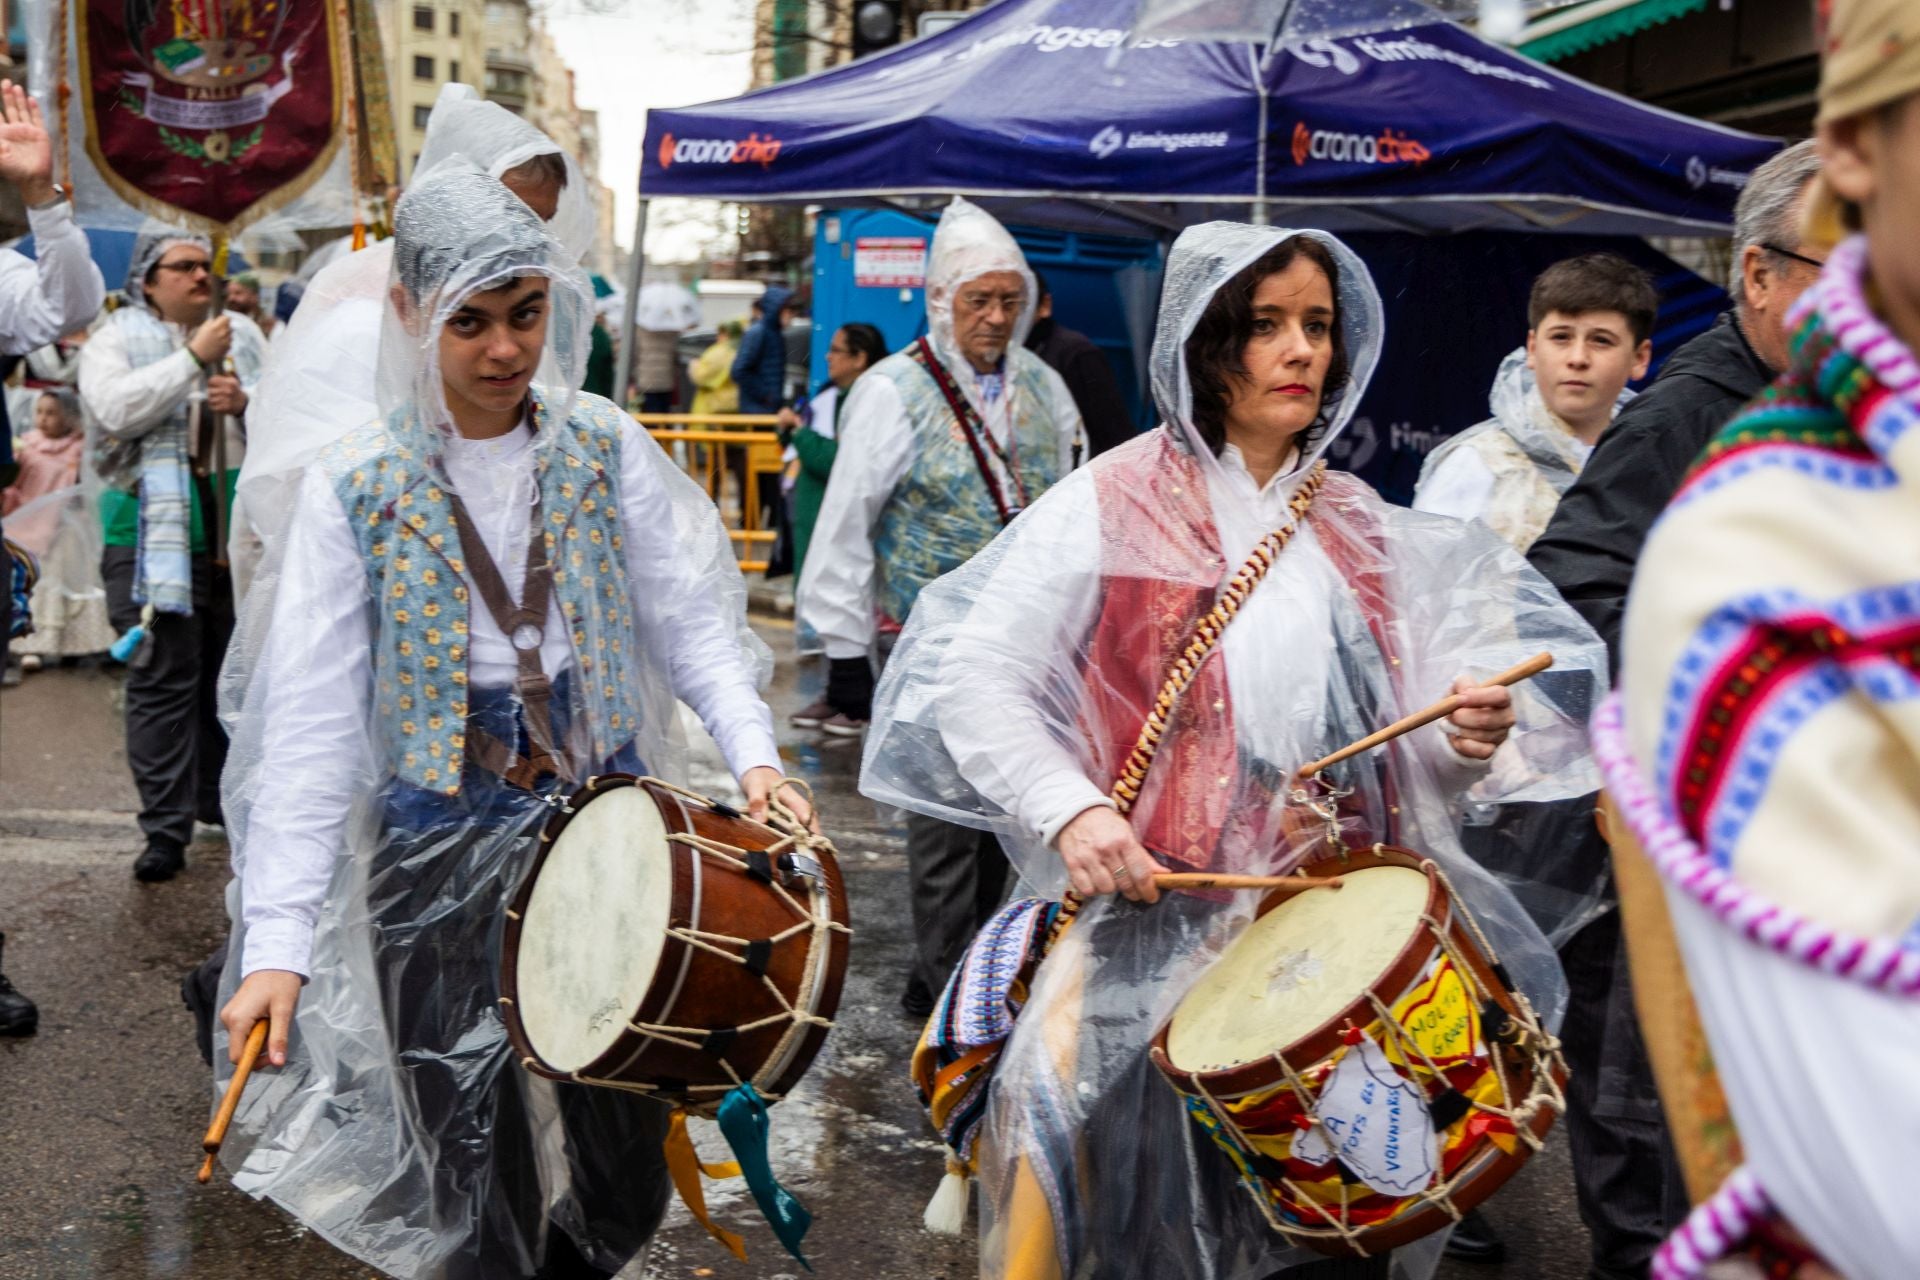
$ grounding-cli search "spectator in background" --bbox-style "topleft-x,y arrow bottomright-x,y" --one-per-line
1411,252 -> 1659,1272
633,280 -> 701,413
80,227 -> 269,884
1025,268 -> 1134,457
1529,139 -> 1825,660
1415,253 -> 1654,547
3,389 -> 85,518
731,285 -> 794,416
782,321 -> 889,726
225,272 -> 276,340
689,319 -> 742,419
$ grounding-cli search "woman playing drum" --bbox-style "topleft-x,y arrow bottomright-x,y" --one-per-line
862,223 -> 1608,1280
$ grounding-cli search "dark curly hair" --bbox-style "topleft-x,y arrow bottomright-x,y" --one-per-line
1183,235 -> 1351,457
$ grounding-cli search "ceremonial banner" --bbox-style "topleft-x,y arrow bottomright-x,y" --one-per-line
76,0 -> 342,230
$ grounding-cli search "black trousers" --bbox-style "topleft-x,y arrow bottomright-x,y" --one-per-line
1559,908 -> 1690,1280
904,811 -> 1008,999
368,804 -> 670,1279
102,544 -> 233,847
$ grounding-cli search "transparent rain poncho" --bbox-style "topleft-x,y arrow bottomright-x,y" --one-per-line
863,223 -> 1608,1279
925,196 -> 1039,418
235,84 -> 596,590
211,163 -> 768,1277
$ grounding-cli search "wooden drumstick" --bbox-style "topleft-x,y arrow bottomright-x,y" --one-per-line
197,1020 -> 268,1184
1153,873 -> 1344,893
1297,652 -> 1554,779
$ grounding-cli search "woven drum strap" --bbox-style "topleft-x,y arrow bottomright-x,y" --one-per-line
1054,460 -> 1327,923
1108,460 -> 1327,816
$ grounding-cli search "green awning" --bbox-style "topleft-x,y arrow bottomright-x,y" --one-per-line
1518,0 -> 1709,63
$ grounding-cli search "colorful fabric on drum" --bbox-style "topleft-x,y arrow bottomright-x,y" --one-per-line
320,388 -> 642,795
1620,233 -> 1920,951
1168,950 -> 1520,1235
912,895 -> 1067,1164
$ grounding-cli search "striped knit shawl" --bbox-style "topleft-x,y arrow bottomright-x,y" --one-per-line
1608,233 -> 1920,986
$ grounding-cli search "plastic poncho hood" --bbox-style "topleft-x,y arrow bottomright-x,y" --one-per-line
125,223 -> 213,309
415,83 -> 595,268
376,160 -> 594,463
923,197 -> 1038,376
1150,222 -> 1384,487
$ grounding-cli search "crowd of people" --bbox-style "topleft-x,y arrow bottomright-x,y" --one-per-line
2,1 -> 1916,1275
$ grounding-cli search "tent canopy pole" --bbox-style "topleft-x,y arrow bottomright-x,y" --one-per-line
614,197 -> 650,408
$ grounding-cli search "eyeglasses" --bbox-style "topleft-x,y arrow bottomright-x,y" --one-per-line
156,260 -> 213,276
1761,243 -> 1825,271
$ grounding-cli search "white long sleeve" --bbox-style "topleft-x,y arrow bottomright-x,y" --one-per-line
240,466 -> 376,978
76,320 -> 201,441
240,421 -> 780,977
617,419 -> 780,779
797,374 -> 916,660
0,201 -> 106,353
1410,446 -> 1497,523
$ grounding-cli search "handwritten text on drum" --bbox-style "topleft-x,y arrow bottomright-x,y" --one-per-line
1292,1038 -> 1438,1196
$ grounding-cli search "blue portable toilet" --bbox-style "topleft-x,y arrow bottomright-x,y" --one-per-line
810,207 -> 1163,434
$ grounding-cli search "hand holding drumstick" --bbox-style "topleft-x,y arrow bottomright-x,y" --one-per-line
199,970 -> 300,1184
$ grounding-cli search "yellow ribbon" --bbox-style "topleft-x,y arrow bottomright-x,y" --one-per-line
663,1108 -> 748,1262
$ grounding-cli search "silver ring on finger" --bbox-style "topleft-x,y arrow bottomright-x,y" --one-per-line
1111,864 -> 1131,880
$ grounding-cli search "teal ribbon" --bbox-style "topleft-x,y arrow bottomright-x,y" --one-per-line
716,1083 -> 813,1270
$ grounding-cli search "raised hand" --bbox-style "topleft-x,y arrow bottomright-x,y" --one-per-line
0,82 -> 57,206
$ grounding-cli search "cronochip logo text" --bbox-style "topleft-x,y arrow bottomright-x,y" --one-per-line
657,132 -> 783,170
1290,121 -> 1430,167
1089,126 -> 1230,158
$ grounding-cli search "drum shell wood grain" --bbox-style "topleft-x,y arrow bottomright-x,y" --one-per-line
499,776 -> 851,1106
1148,844 -> 1564,1258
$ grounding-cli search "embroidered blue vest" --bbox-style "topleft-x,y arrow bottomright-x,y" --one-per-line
319,389 -> 640,795
870,347 -> 1063,625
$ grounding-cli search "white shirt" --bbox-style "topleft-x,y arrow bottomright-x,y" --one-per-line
77,309 -> 267,465
940,445 -> 1487,845
1410,447 -> 1498,524
239,416 -> 781,978
0,201 -> 105,355
798,356 -> 1082,660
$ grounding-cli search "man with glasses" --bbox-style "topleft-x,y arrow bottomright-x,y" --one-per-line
801,198 -> 1082,1017
1521,139 -> 1825,1280
79,227 -> 268,882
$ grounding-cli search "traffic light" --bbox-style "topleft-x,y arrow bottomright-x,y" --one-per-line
851,0 -> 902,58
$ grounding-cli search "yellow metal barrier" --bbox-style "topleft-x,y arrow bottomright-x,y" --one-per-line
634,412 -> 785,574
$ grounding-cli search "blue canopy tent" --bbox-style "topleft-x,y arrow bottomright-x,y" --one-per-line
626,0 -> 1779,494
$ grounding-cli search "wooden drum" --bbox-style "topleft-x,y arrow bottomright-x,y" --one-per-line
499,774 -> 851,1111
1150,845 -> 1565,1258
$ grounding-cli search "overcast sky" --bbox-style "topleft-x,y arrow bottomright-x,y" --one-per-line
543,0 -> 757,259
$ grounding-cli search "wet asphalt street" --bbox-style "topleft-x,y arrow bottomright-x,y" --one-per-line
0,618 -> 1586,1279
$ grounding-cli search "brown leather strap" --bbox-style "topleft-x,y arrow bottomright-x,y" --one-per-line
447,490 -> 574,786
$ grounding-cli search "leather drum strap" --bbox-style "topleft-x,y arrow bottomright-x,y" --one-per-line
447,490 -> 577,788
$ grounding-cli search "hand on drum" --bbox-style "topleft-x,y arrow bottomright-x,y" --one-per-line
219,969 -> 303,1067
741,764 -> 818,833
1057,805 -> 1169,903
1445,676 -> 1516,760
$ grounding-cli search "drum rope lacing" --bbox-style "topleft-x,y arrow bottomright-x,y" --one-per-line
1176,856 -> 1565,1257
510,775 -> 851,1118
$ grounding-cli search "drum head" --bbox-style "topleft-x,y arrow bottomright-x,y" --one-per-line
1167,865 -> 1430,1073
513,785 -> 675,1074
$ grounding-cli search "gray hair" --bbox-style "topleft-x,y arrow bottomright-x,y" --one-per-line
1729,139 -> 1823,295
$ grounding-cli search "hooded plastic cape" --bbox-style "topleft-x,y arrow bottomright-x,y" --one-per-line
234,84 -> 595,593
1416,346 -> 1635,551
862,222 -> 1607,1279
209,163 -> 765,1276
